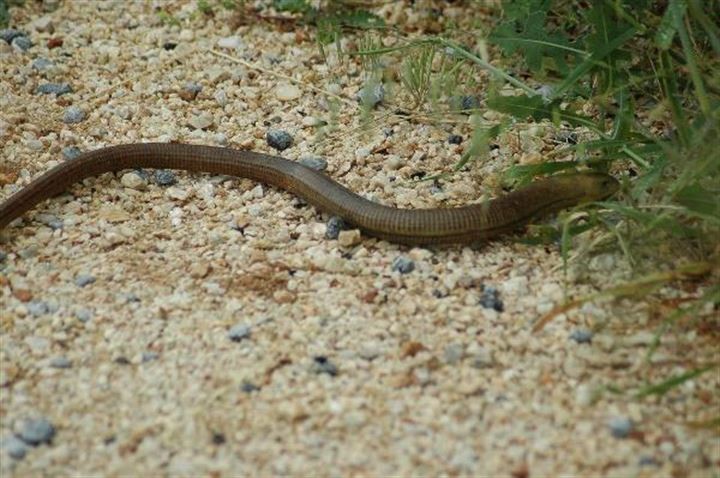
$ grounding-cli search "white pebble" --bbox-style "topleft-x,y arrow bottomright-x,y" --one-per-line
166,187 -> 190,201
275,83 -> 302,101
188,112 -> 213,130
120,172 -> 147,190
217,36 -> 243,50
214,90 -> 228,107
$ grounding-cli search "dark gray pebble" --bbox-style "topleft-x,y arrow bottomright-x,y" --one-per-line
141,351 -> 159,363
266,129 -> 293,151
450,95 -> 480,112
556,130 -> 578,144
2,434 -> 28,459
17,418 -> 55,445
357,83 -> 384,108
211,432 -> 226,445
299,156 -> 327,171
325,216 -> 346,240
448,134 -> 463,144
0,28 -> 23,44
479,285 -> 504,312
240,381 -> 259,393
0,251 -> 6,262
35,82 -> 72,96
31,57 -> 54,71
49,357 -> 72,369
392,256 -> 415,274
461,95 -> 480,110
62,146 -> 82,160
311,356 -> 338,376
74,273 -> 95,287
75,308 -> 93,323
608,417 -> 633,438
154,169 -> 177,186
228,324 -> 251,342
11,35 -> 32,51
129,169 -> 149,181
569,329 -> 593,344
63,106 -> 86,124
163,41 -> 177,50
27,300 -> 49,317
638,456 -> 659,467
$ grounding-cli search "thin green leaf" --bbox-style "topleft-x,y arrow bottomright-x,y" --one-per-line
635,367 -> 714,398
674,184 -> 720,220
655,0 -> 688,50
552,26 -> 636,100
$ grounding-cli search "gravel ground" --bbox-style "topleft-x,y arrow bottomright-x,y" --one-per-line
1,1 -> 718,476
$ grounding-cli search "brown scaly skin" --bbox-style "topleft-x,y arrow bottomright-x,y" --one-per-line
0,143 -> 619,245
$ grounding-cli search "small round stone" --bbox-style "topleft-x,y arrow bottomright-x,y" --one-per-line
188,112 -> 213,130
569,329 -> 593,344
0,251 -> 7,262
154,169 -> 177,186
11,35 -> 32,51
228,324 -> 251,342
451,95 -> 480,112
217,36 -> 243,49
35,83 -> 72,96
298,156 -> 327,171
141,351 -> 159,362
448,134 -> 463,144
75,308 -> 93,323
391,256 -> 415,274
74,273 -> 96,287
479,285 -> 504,312
2,435 -> 28,459
35,213 -> 63,230
240,381 -> 259,393
608,417 -> 633,438
49,357 -> 72,369
311,356 -> 338,376
31,57 -> 54,71
27,300 -> 49,317
337,229 -> 362,247
266,129 -> 293,151
325,216 -> 346,240
461,95 -> 480,110
0,28 -> 23,44
17,418 -> 55,445
275,83 -> 302,101
62,146 -> 82,160
356,83 -> 384,108
120,171 -> 147,190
